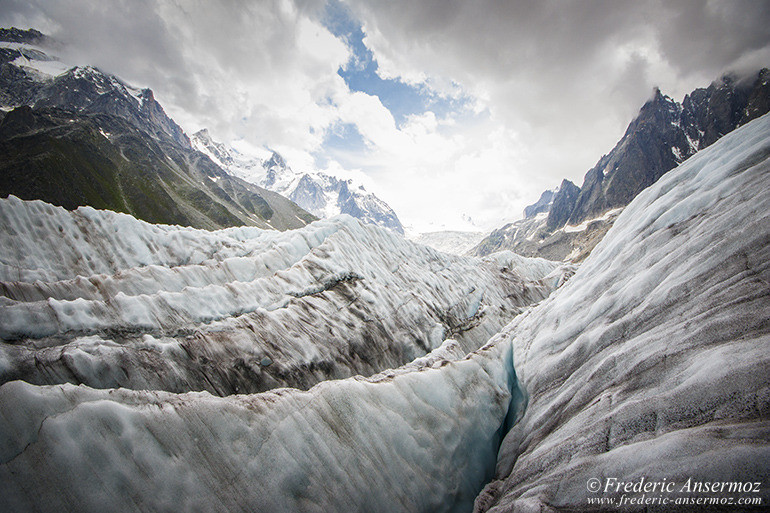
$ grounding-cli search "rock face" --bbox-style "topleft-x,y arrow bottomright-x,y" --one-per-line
567,71 -> 770,227
192,130 -> 406,234
522,189 -> 555,218
545,179 -> 580,230
0,27 -> 47,44
0,31 -> 314,231
474,69 -> 770,261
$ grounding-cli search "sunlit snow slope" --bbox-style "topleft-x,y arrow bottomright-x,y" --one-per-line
0,202 -> 561,394
476,112 -> 770,511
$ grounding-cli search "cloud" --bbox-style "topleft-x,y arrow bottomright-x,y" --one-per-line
345,0 -> 770,211
1,0 -> 768,232
0,0 -> 350,159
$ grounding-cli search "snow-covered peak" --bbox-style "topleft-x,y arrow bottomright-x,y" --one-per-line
192,130 -> 406,234
191,128 -> 234,168
2,38 -> 69,80
264,151 -> 287,171
66,65 -> 135,98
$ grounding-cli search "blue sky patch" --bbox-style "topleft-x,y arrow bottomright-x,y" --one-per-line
321,0 -> 470,129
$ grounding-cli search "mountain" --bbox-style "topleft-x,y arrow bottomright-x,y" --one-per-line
0,28 -> 314,231
2,109 -> 768,513
192,128 -> 405,234
474,69 -> 770,261
522,188 -> 556,218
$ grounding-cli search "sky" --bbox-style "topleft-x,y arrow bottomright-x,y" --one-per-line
1,0 -> 769,233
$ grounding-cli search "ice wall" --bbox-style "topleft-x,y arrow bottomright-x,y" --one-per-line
476,113 -> 770,511
0,338 -> 518,513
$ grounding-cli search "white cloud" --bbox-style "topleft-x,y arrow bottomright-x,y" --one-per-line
341,0 -> 770,228
0,0 -> 351,164
1,0 -> 768,232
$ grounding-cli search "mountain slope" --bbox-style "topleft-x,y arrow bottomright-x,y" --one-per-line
192,128 -> 405,234
474,69 -> 770,261
0,29 -> 314,230
1,111 -> 768,513
565,70 -> 769,227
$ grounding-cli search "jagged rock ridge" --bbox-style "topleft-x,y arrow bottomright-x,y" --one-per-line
474,69 -> 770,261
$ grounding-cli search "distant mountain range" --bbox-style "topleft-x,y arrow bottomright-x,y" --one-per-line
0,28 -> 315,231
473,68 -> 770,260
191,129 -> 405,234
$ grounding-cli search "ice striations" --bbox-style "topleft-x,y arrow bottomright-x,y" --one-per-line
475,113 -> 770,511
1,113 -> 768,513
0,338 -> 520,513
0,200 -> 562,394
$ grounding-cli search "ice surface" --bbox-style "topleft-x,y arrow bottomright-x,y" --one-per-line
2,111 -> 768,513
476,113 -> 770,511
0,199 -> 560,394
0,337 -> 519,513
410,231 -> 487,256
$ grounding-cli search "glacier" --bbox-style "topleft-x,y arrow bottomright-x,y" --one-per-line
0,196 -> 562,395
476,111 -> 770,511
1,110 -> 769,512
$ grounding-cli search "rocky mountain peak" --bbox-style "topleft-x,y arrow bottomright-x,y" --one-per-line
0,27 -> 47,44
191,128 -> 233,168
195,127 -> 211,140
523,189 -> 556,218
546,179 -> 580,230
0,32 -> 190,148
474,68 -> 770,261
265,151 -> 286,170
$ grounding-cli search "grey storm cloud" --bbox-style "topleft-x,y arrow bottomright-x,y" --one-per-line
347,0 -> 770,79
345,0 -> 770,118
0,0 -> 336,142
2,0 -> 767,148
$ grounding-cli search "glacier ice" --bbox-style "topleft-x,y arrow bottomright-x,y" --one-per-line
476,112 -> 770,511
0,337 -> 522,513
0,198 -> 560,394
1,113 -> 769,513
